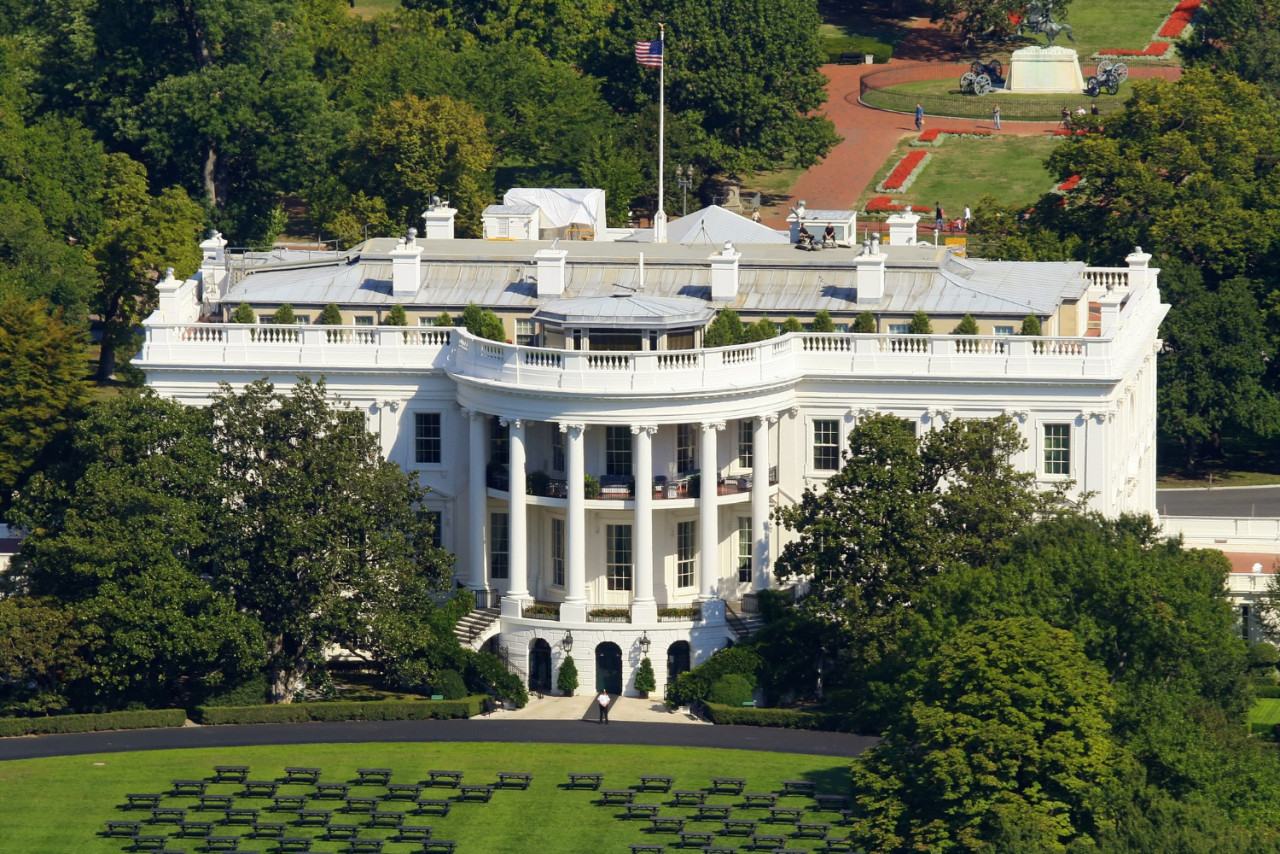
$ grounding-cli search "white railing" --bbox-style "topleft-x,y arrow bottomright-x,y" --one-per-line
1083,267 -> 1129,290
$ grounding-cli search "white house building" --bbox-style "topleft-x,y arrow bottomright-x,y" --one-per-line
137,202 -> 1168,698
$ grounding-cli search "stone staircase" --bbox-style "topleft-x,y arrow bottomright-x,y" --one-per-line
454,607 -> 501,650
724,603 -> 767,641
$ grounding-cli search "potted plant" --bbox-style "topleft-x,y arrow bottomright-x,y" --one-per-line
528,470 -> 551,497
635,657 -> 656,699
584,473 -> 601,499
557,655 -> 579,696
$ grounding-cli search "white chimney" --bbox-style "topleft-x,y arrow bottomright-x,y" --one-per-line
390,232 -> 423,297
1125,245 -> 1153,289
854,238 -> 887,303
421,200 -> 457,240
710,241 -> 741,301
535,248 -> 568,297
887,209 -> 919,246
198,229 -> 229,301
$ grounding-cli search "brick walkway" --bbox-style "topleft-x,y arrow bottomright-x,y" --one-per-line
761,31 -> 1183,227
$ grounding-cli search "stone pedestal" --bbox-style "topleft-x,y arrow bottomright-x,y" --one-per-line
1006,45 -> 1086,94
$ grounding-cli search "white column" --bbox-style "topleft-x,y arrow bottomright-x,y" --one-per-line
465,409 -> 488,603
698,421 -> 724,600
502,418 -> 528,615
752,415 -> 772,591
562,423 -> 588,622
632,425 -> 657,623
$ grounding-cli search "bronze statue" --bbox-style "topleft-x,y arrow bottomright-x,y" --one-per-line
1019,1 -> 1075,46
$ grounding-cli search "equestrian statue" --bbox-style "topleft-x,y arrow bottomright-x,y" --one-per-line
1018,1 -> 1075,45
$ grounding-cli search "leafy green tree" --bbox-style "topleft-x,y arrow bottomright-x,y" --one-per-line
318,303 -> 343,325
384,304 -> 407,326
1020,314 -> 1043,336
852,311 -> 876,333
271,303 -> 297,324
557,654 -> 579,695
577,130 -> 645,226
0,295 -> 88,512
929,0 -> 1075,42
954,313 -> 978,335
208,378 -> 453,702
460,302 -> 506,341
811,309 -> 836,333
743,317 -> 777,342
635,657 -> 656,695
0,596 -> 86,715
346,94 -> 495,237
849,617 -> 1118,853
232,302 -> 257,323
434,311 -> 454,327
780,315 -> 804,333
907,310 -> 932,334
704,308 -> 744,347
407,0 -> 611,65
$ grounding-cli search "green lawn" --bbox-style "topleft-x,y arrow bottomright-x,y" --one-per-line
1157,432 -> 1280,488
884,76 -> 1138,109
0,743 -> 852,854
1250,698 -> 1280,727
349,0 -> 399,18
1067,0 -> 1184,58
863,135 -> 1061,217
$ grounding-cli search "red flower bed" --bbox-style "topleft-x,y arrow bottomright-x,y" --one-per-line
880,150 -> 928,191
917,128 -> 993,143
1057,175 -> 1081,191
1158,0 -> 1199,37
1099,42 -> 1171,55
1052,129 -> 1092,136
866,196 -> 909,212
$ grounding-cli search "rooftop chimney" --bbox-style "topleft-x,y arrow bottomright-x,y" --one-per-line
887,208 -> 919,246
421,199 -> 457,240
854,237 -> 887,303
1125,245 -> 1153,289
535,248 -> 568,297
390,229 -> 423,297
710,241 -> 741,301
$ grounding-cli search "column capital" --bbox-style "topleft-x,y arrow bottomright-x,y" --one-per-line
756,414 -> 779,427
855,406 -> 878,419
559,422 -> 586,436
788,406 -> 801,419
630,424 -> 658,436
498,417 -> 523,429
458,406 -> 483,420
1082,410 -> 1114,424
1003,408 -> 1031,423
701,420 -> 726,432
924,407 -> 953,423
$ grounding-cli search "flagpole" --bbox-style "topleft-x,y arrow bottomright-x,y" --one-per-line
654,22 -> 667,244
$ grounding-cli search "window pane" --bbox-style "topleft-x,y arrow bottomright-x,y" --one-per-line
677,424 -> 697,475
606,426 -> 633,477
889,324 -> 910,334
490,513 -> 509,579
607,524 -> 632,591
738,517 -> 752,583
1044,423 -> 1070,475
677,521 -> 696,588
738,420 -> 753,468
414,413 -> 442,464
552,518 -> 565,586
552,429 -> 565,472
813,419 -> 840,471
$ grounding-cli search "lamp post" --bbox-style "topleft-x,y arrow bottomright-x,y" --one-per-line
676,165 -> 694,217
562,630 -> 574,653
639,631 -> 651,656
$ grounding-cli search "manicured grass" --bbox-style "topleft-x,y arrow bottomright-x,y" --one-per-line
884,76 -> 1138,108
1067,0 -> 1185,58
349,0 -> 399,18
1157,432 -> 1280,487
1250,698 -> 1280,729
819,23 -> 898,64
862,135 -> 1061,219
0,743 -> 852,854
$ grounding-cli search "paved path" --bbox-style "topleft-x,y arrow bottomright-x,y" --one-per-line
0,718 -> 877,762
1158,486 -> 1280,519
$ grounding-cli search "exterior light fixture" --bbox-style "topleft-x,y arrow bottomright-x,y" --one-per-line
639,631 -> 651,655
563,630 -> 574,653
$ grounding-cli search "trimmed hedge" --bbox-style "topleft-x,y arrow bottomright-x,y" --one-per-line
1255,685 -> 1280,699
701,701 -> 859,732
193,697 -> 484,725
0,708 -> 186,737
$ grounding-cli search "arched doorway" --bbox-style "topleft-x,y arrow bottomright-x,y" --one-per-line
667,641 -> 691,685
595,642 -> 622,694
528,639 -> 552,694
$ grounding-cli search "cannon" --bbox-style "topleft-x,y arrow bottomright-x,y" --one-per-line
970,58 -> 1005,85
959,71 -> 994,96
1085,58 -> 1128,96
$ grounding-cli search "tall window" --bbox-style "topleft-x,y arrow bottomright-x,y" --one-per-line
552,429 -> 565,473
489,512 -> 509,580
676,521 -> 697,588
607,525 -> 632,591
1044,423 -> 1070,475
551,518 -> 565,587
606,426 -> 633,476
813,419 -> 840,471
414,413 -> 441,464
737,517 -> 752,583
677,424 -> 697,475
490,416 -> 509,465
737,419 -> 754,468
516,319 -> 536,346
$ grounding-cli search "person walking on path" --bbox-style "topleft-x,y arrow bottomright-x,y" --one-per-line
934,202 -> 945,231
915,103 -> 924,132
963,205 -> 972,230
993,104 -> 1001,130
597,688 -> 611,725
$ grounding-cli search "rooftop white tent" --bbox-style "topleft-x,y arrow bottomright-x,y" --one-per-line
502,188 -> 607,240
666,205 -> 789,245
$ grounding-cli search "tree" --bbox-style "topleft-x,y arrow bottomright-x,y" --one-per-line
929,0 -> 1075,43
209,378 -> 454,702
557,654 -> 579,695
781,315 -> 804,333
433,311 -> 454,327
704,308 -> 744,347
0,596 -> 86,715
849,617 -> 1118,853
346,94 -> 495,237
318,303 -> 343,325
954,313 -> 978,335
271,303 -> 297,324
384,305 -> 407,326
0,295 -> 88,513
908,310 -> 932,334
811,309 -> 836,333
460,302 -> 506,341
743,318 -> 777,342
853,311 -> 876,333
1021,314 -> 1043,336
232,302 -> 257,323
635,657 -> 656,695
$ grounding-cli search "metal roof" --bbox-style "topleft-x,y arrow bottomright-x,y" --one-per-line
666,205 -> 789,245
532,295 -> 714,328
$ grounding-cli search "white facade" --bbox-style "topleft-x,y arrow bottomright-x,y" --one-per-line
139,230 -> 1167,698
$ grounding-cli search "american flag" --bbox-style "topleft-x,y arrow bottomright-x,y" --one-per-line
635,39 -> 663,68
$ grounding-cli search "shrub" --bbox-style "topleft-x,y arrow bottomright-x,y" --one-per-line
198,673 -> 269,708
708,674 -> 754,706
668,646 -> 761,706
384,304 -> 408,326
584,474 -> 601,499
588,608 -> 629,619
461,303 -> 505,341
461,651 -> 528,708
528,470 -> 552,496
271,303 -> 296,324
704,309 -> 745,347
319,303 -> 343,325
853,311 -> 876,333
908,310 -> 932,334
0,709 -> 186,737
433,311 -> 454,327
432,669 -> 468,700
701,702 -> 862,732
1020,314 -> 1042,335
635,657 -> 656,694
192,697 -> 482,725
811,309 -> 836,333
954,313 -> 978,335
1253,685 -> 1280,699
557,655 -> 580,695
1248,642 -> 1279,672
781,316 -> 804,333
743,318 -> 777,342
231,302 -> 256,324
